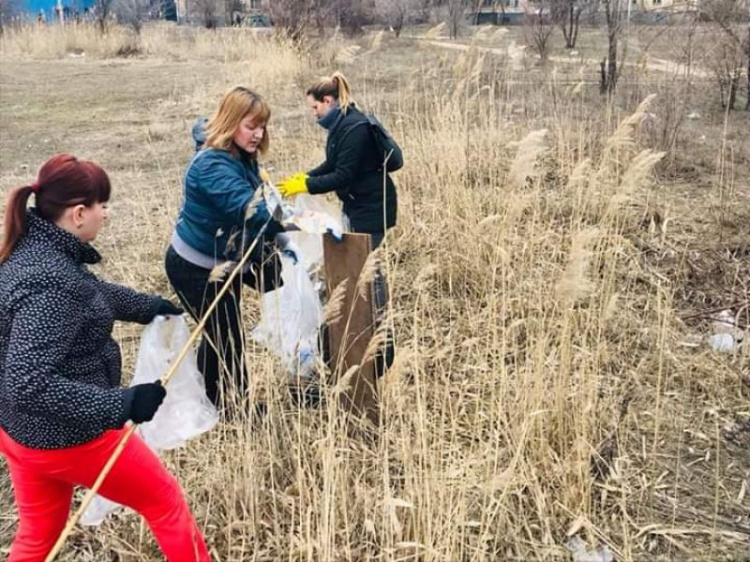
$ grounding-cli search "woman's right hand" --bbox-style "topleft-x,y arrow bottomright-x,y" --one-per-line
123,382 -> 166,424
278,173 -> 309,198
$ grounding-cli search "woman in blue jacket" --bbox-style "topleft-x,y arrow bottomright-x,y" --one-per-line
165,86 -> 294,411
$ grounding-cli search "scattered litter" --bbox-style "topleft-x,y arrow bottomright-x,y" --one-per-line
687,111 -> 700,120
80,316 -> 218,526
708,333 -> 737,352
284,209 -> 342,239
712,310 -> 744,337
707,309 -> 745,353
566,536 -> 614,562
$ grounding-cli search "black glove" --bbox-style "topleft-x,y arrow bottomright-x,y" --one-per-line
156,298 -> 184,316
123,382 -> 167,424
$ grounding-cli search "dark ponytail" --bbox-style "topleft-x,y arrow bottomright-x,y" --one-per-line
0,154 -> 111,263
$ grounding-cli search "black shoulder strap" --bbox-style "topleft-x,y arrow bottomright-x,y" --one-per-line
336,120 -> 369,147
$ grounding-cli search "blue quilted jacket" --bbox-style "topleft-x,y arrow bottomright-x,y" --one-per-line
174,121 -> 283,261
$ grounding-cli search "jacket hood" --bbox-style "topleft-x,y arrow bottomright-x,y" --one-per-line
192,116 -> 208,151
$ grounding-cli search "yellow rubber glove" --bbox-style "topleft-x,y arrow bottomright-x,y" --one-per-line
278,173 -> 309,198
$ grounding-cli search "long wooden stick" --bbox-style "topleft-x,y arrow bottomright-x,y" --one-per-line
45,222 -> 271,562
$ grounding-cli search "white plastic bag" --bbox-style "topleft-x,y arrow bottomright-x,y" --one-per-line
131,315 -> 219,450
706,309 -> 745,353
252,192 -> 340,381
80,315 -> 218,526
288,194 -> 344,267
262,176 -> 344,250
253,251 -> 324,381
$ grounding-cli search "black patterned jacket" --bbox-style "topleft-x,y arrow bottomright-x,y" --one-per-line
0,210 -> 160,449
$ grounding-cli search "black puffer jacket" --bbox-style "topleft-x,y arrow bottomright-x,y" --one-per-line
0,211 -> 161,449
307,106 -> 398,234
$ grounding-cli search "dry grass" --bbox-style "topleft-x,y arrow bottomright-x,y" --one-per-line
0,22 -> 749,561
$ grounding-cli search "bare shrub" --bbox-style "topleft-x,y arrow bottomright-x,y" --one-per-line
193,0 -> 222,28
600,0 -> 623,95
702,0 -> 749,110
551,0 -> 594,49
270,0 -> 315,40
375,0 -> 417,37
95,0 -> 116,34
447,0 -> 467,39
114,0 -> 150,34
523,0 -> 555,62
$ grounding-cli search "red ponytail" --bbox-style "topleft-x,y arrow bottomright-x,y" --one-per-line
0,186 -> 35,263
0,154 -> 111,263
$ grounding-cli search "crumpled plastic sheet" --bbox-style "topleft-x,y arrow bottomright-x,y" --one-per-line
80,316 -> 218,526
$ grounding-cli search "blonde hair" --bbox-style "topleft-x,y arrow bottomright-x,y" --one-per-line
306,72 -> 352,114
205,86 -> 271,154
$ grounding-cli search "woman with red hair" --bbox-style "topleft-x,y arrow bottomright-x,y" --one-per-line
0,154 -> 211,561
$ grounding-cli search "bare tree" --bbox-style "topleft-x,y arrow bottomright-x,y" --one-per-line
702,0 -> 750,111
712,34 -> 744,110
376,0 -> 415,36
94,0 -> 117,34
270,0 -> 316,40
334,0 -> 369,36
600,0 -> 623,95
524,1 -> 555,62
552,0 -> 593,49
311,0 -> 336,35
114,0 -> 150,34
447,0 -> 467,39
193,0 -> 221,28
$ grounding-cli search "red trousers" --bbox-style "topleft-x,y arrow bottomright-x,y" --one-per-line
0,427 -> 211,562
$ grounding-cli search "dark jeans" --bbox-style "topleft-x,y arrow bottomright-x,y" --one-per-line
165,246 -> 247,408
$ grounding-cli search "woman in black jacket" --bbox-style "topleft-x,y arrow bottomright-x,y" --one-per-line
279,72 -> 396,376
0,154 -> 210,561
278,72 -> 397,247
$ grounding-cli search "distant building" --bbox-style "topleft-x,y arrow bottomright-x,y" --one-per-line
471,0 -> 530,25
173,0 -> 269,26
21,0 -> 94,20
629,0 -> 673,9
470,0 -> 697,25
